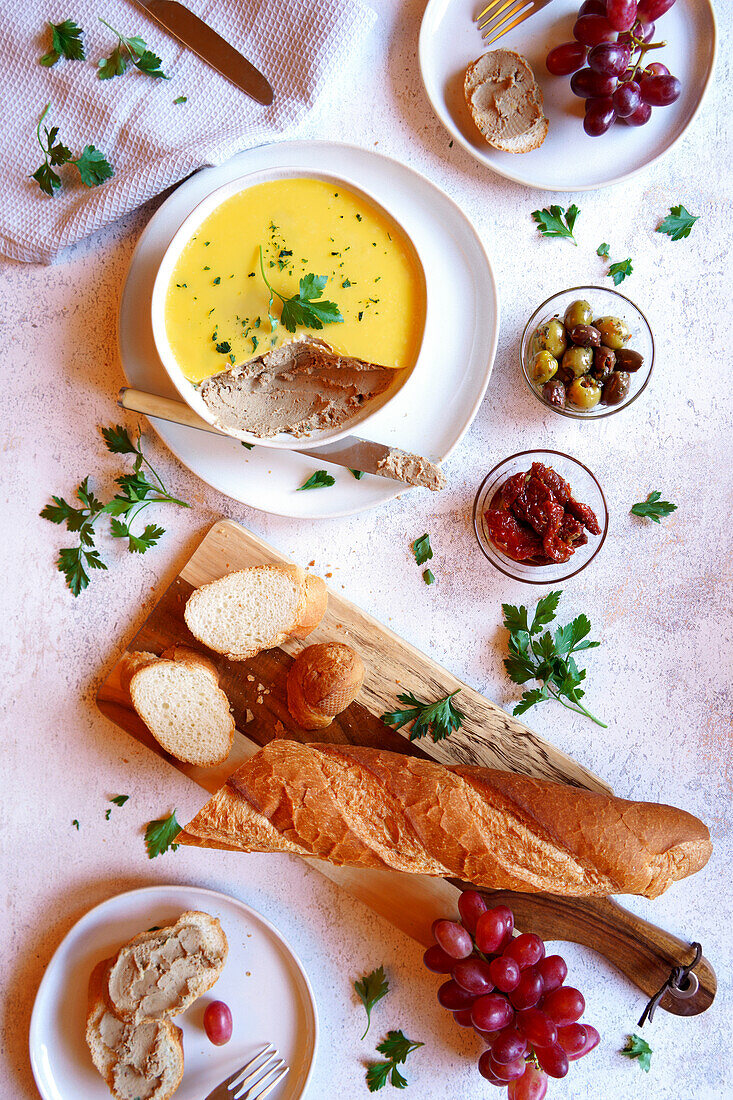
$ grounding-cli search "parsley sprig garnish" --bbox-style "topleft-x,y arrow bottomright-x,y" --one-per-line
366,1031 -> 424,1092
502,591 -> 606,728
31,103 -> 113,196
40,19 -> 85,66
144,810 -> 181,858
631,491 -> 677,524
258,246 -> 343,334
297,470 -> 335,491
531,205 -> 579,245
608,257 -> 633,285
381,689 -> 464,743
40,424 -> 188,596
97,18 -> 168,79
657,205 -> 699,241
355,966 -> 389,1040
621,1033 -> 653,1073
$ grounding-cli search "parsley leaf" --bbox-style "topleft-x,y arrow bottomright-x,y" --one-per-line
101,424 -> 137,454
110,794 -> 129,807
366,1063 -> 391,1092
596,241 -> 609,257
412,533 -> 433,566
350,469 -> 364,479
258,247 -> 343,333
502,592 -> 605,727
608,257 -> 633,285
72,819 -> 80,829
377,1031 -> 425,1065
173,95 -> 187,104
366,1031 -> 423,1092
381,689 -> 464,743
40,19 -> 86,66
621,1033 -> 652,1073
657,205 -> 698,242
631,490 -> 677,524
98,19 -> 168,79
531,205 -> 579,245
355,966 -> 389,1039
31,104 -> 113,196
144,810 -> 181,858
72,145 -> 114,187
297,470 -> 335,491
423,569 -> 435,585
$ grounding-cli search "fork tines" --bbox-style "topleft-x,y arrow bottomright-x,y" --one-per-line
225,1044 -> 290,1100
476,0 -> 537,44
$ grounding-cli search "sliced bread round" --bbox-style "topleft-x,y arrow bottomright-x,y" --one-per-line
129,649 -> 234,766
464,49 -> 548,153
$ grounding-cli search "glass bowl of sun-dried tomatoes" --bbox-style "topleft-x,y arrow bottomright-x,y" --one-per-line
473,451 -> 609,583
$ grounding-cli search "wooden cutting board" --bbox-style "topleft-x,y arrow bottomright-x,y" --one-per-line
96,520 -> 716,1017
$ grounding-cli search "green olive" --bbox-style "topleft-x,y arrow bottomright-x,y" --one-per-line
561,345 -> 594,379
534,319 -> 567,359
529,350 -> 559,385
563,299 -> 593,330
567,376 -> 602,409
594,315 -> 631,350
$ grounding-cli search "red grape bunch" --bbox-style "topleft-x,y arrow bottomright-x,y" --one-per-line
423,893 -> 599,1098
545,0 -> 681,136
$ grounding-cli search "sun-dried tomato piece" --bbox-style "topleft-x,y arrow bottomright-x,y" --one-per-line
543,535 -> 574,563
566,498 -> 601,536
484,509 -> 542,561
532,462 -> 572,504
511,475 -> 558,535
559,514 -> 588,547
500,471 -> 528,510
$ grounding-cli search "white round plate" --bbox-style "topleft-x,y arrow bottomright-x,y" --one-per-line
419,0 -> 717,191
29,885 -> 318,1100
119,140 -> 499,518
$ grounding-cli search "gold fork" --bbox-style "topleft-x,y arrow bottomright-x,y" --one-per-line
475,0 -> 554,44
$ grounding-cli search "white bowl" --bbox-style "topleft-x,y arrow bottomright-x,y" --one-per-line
150,167 -> 427,449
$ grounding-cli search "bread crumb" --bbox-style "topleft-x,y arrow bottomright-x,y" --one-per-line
308,560 -> 315,567
256,695 -> 263,704
245,709 -> 254,723
247,674 -> 255,682
326,572 -> 333,578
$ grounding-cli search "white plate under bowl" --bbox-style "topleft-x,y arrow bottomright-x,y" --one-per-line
119,140 -> 499,518
29,885 -> 317,1100
419,0 -> 717,191
150,166 -> 427,449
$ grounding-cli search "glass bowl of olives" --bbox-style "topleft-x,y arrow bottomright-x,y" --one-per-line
521,286 -> 654,420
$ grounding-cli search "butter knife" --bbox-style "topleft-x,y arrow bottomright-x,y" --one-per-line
131,0 -> 273,105
118,387 -> 446,490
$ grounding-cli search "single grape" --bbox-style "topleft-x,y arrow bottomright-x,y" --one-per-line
453,957 -> 494,996
536,955 -> 567,994
493,905 -> 515,936
588,42 -> 631,75
637,0 -> 675,19
453,1007 -> 474,1027
509,969 -> 544,1010
489,1054 -> 527,1082
475,1025 -> 503,1045
438,979 -> 476,1010
568,1023 -> 601,1060
547,42 -> 588,75
458,890 -> 487,933
433,919 -> 473,960
578,0 -> 606,13
489,956 -> 521,993
639,19 -> 656,39
203,1001 -> 233,1045
606,0 -> 638,31
535,1043 -> 570,1079
505,933 -> 544,970
639,72 -> 681,105
508,1065 -> 549,1100
573,14 -> 618,46
516,1007 -> 558,1049
570,67 -> 617,98
623,100 -> 652,124
475,908 -> 508,954
613,80 -> 642,116
472,993 -> 514,1033
423,944 -> 457,973
556,1023 -> 588,1056
645,61 -> 669,75
584,96 -> 617,135
478,1049 -> 505,1085
491,1027 -> 527,1064
542,986 -> 586,1026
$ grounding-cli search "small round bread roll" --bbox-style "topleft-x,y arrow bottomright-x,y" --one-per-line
287,643 -> 364,730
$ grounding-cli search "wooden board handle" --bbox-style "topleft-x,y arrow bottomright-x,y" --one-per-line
468,889 -> 716,1017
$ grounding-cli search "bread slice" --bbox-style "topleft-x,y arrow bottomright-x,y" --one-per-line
465,49 -> 548,153
287,642 -> 365,729
183,564 -> 326,661
129,647 -> 235,767
106,910 -> 228,1023
86,960 -> 184,1100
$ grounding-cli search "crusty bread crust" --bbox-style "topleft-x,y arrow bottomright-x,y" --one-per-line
287,643 -> 364,729
291,574 -> 328,639
178,741 -> 712,899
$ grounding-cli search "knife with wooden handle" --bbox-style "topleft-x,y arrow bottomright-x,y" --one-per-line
131,0 -> 273,105
118,387 -> 447,490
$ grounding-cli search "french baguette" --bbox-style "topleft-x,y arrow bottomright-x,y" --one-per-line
287,642 -> 365,729
177,741 -> 712,899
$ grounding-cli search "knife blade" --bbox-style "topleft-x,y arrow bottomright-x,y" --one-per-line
132,0 -> 273,105
118,387 -> 446,490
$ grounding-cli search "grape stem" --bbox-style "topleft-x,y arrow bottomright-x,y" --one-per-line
626,21 -> 668,79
